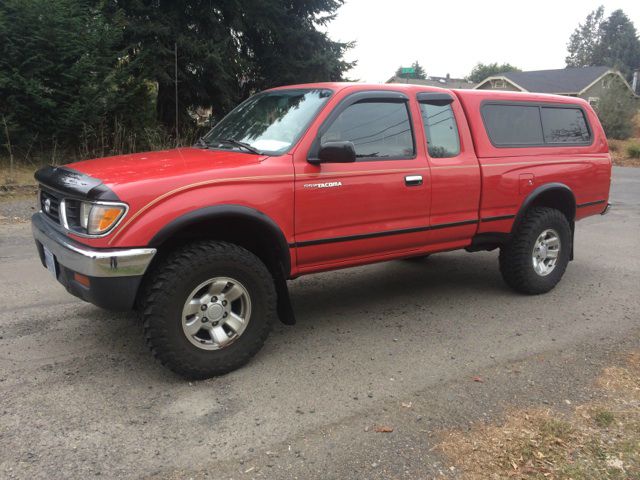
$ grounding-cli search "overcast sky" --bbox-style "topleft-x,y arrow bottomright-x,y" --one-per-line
325,0 -> 640,83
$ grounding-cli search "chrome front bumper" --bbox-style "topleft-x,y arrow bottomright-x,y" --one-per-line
31,213 -> 156,278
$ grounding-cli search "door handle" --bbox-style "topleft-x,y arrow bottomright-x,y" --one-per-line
405,175 -> 423,186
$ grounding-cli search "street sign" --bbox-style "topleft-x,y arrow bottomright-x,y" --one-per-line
401,67 -> 415,74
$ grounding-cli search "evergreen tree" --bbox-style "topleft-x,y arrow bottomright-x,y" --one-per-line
0,0 -> 154,152
566,6 -> 605,68
566,7 -> 640,82
103,0 -> 354,133
0,0 -> 353,155
411,61 -> 426,79
230,0 -> 355,95
102,0 -> 240,135
592,9 -> 640,81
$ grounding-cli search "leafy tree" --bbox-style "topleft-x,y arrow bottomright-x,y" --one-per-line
566,7 -> 640,82
395,61 -> 427,80
594,82 -> 637,139
468,63 -> 521,83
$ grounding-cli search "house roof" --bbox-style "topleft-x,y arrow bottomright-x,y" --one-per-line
386,75 -> 475,89
483,66 -> 611,94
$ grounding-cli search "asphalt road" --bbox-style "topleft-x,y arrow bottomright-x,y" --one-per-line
1,168 -> 639,479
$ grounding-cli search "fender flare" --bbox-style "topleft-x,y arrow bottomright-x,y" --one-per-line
513,182 -> 576,232
148,204 -> 291,275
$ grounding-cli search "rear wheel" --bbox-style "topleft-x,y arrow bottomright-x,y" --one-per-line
499,207 -> 571,294
139,241 -> 276,379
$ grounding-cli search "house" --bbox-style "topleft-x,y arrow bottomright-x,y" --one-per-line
474,66 -> 639,106
386,74 -> 475,89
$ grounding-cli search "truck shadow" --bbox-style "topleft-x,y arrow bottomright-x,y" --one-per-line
288,251 -> 507,326
67,250 -> 512,381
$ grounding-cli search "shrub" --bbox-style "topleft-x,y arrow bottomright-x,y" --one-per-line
594,83 -> 638,140
627,142 -> 640,159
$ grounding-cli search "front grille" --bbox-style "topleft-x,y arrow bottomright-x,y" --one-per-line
65,199 -> 81,227
37,185 -> 125,236
40,188 -> 62,223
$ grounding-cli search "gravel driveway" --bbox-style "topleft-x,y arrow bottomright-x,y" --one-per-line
1,168 -> 638,479
0,193 -> 37,224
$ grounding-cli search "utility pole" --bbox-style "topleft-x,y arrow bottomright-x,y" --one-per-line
175,42 -> 179,145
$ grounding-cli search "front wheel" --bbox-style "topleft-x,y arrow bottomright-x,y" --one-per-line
139,241 -> 276,379
499,207 -> 572,294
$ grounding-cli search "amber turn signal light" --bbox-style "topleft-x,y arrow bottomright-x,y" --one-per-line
73,272 -> 91,288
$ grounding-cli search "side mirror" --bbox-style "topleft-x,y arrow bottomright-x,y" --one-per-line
313,141 -> 356,164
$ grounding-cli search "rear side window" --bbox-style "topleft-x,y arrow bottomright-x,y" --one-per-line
420,103 -> 460,158
321,101 -> 415,160
482,103 -> 592,147
541,107 -> 590,143
482,104 -> 543,146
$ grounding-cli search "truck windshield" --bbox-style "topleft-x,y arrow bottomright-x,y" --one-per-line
202,88 -> 333,155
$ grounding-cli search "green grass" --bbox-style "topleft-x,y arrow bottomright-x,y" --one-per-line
593,409 -> 616,428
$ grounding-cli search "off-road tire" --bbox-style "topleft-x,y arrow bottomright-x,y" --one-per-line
499,207 -> 571,295
139,241 -> 276,379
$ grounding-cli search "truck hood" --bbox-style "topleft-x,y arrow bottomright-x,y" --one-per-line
70,147 -> 264,187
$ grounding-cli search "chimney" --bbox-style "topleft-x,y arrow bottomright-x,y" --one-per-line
633,69 -> 639,95
446,73 -> 450,80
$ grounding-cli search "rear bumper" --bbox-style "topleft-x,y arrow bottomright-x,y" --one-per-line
601,202 -> 611,215
31,213 -> 156,310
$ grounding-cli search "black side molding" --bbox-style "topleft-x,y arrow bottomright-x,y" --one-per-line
576,199 -> 607,208
480,214 -> 516,223
293,219 -> 478,248
34,165 -> 119,201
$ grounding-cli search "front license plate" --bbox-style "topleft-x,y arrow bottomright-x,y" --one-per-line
43,246 -> 57,279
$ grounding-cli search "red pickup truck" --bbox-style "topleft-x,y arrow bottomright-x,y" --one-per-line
32,83 -> 611,378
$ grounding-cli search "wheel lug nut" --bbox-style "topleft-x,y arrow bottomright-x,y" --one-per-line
222,300 -> 227,306
201,305 -> 207,311
223,312 -> 228,318
202,317 -> 208,323
213,321 -> 219,326
211,296 -> 218,302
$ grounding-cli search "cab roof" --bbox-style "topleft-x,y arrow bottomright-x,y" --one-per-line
267,81 -> 591,107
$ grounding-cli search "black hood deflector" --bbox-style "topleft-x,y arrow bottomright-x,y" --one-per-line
34,166 -> 119,201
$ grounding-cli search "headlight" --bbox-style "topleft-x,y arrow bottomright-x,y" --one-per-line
79,202 -> 127,235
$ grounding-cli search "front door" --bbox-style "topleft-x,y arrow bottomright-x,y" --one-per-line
293,91 -> 431,269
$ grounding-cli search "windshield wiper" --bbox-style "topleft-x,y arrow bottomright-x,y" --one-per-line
214,138 -> 263,155
194,137 -> 210,148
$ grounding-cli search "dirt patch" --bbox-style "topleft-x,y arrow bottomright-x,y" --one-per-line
436,352 -> 640,479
